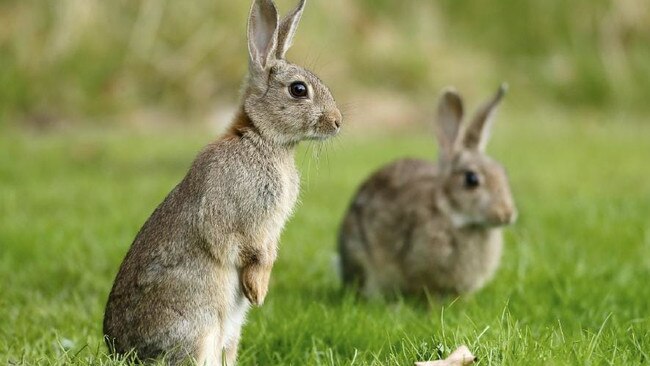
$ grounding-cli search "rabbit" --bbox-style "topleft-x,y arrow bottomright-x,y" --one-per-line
102,0 -> 342,364
338,85 -> 516,299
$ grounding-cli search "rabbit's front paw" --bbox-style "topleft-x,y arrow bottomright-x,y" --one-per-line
241,264 -> 272,306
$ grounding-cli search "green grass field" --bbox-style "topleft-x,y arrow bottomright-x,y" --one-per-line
1,110 -> 649,365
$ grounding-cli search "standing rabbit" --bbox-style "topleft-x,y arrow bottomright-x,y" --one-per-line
103,0 -> 342,364
338,85 -> 515,298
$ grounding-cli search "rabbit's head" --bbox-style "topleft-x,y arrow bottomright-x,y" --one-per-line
435,85 -> 517,228
243,0 -> 341,146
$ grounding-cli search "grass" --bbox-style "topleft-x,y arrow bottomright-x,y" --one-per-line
1,110 -> 650,365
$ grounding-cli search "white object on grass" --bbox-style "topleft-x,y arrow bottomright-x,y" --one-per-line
415,345 -> 476,366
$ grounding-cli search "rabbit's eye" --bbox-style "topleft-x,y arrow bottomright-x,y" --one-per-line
464,171 -> 480,189
289,81 -> 308,99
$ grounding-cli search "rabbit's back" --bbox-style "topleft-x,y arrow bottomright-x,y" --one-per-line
339,158 -> 443,296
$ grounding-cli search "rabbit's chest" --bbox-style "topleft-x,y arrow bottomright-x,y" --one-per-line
441,229 -> 503,290
255,162 -> 299,232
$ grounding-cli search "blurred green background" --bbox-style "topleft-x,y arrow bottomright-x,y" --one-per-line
1,0 -> 649,129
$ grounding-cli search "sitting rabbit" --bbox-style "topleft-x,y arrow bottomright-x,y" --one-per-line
103,0 -> 342,364
338,85 -> 515,298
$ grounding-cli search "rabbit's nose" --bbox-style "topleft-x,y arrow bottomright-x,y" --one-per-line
323,109 -> 342,129
500,207 -> 517,225
489,205 -> 517,226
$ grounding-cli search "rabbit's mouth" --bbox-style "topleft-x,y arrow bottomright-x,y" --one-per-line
306,128 -> 339,141
446,208 -> 517,228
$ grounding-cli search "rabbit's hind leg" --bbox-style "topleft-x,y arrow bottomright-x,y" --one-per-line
195,329 -> 224,366
221,297 -> 249,366
222,329 -> 241,366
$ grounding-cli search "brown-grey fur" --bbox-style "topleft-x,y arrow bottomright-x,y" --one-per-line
338,85 -> 516,298
103,0 -> 341,364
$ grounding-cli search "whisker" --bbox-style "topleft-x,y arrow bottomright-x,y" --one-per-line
325,140 -> 333,176
331,134 -> 344,152
303,141 -> 314,187
315,142 -> 324,174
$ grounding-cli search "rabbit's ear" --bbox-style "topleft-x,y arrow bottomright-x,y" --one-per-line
462,83 -> 507,152
248,0 -> 279,71
436,88 -> 464,162
276,0 -> 306,59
